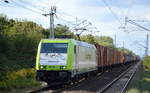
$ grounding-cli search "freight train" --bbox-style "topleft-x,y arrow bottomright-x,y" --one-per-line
35,39 -> 140,84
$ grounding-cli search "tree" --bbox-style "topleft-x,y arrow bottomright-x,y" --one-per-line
94,36 -> 115,48
117,47 -> 135,55
7,21 -> 45,53
0,14 -> 14,55
0,14 -> 46,71
80,34 -> 95,44
44,24 -> 75,38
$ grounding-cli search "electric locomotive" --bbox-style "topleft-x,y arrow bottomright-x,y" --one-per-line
35,39 -> 97,84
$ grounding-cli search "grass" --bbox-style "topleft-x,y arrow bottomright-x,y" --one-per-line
0,68 -> 40,92
126,57 -> 150,93
143,57 -> 150,70
0,53 -> 41,92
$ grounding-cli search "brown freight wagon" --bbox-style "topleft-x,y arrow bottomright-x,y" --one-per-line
95,44 -> 134,70
111,48 -> 114,65
121,52 -> 125,63
95,44 -> 116,67
117,51 -> 121,64
107,48 -> 117,66
110,48 -> 115,65
113,49 -> 116,64
115,50 -> 118,64
104,47 -> 109,66
107,48 -> 111,66
95,44 -> 105,67
116,50 -> 119,64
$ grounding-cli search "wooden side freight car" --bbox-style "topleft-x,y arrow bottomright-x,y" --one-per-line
95,44 -> 129,70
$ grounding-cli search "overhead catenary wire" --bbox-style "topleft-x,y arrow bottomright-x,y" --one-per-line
38,0 -> 52,7
125,0 -> 135,18
56,7 -> 100,33
57,8 -> 79,20
56,16 -> 77,25
123,0 -> 135,33
1,0 -> 96,37
1,0 -> 100,36
101,0 -> 123,34
56,15 -> 97,35
16,0 -> 44,12
128,20 -> 150,32
35,0 -> 57,12
0,0 -> 43,14
0,0 -> 17,7
0,1 -> 7,7
9,0 -> 42,15
56,8 -> 91,29
101,0 -> 122,25
4,0 -> 92,30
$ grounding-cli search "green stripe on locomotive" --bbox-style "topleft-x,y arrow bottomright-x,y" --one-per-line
36,39 -> 75,71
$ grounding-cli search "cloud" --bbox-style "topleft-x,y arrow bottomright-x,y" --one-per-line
0,0 -> 150,56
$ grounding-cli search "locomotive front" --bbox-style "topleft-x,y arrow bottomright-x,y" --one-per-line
35,39 -> 74,84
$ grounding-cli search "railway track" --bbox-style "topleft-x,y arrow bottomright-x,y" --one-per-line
97,62 -> 141,93
27,62 -> 139,93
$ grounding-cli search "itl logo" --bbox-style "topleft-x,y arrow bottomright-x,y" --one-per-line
85,54 -> 92,60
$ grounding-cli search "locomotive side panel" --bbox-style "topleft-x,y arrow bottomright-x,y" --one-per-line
74,45 -> 97,74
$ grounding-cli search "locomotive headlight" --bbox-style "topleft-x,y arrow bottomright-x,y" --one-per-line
63,66 -> 66,69
60,66 -> 67,69
40,66 -> 43,69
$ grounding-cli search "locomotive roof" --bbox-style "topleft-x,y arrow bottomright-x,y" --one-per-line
72,39 -> 95,48
40,39 -> 95,49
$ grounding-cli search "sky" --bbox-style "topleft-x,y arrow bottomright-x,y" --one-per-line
0,0 -> 150,57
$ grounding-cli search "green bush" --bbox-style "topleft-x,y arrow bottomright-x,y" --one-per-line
0,81 -> 9,90
143,56 -> 150,70
0,68 -> 39,90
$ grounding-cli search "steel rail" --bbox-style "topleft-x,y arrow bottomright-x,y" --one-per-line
96,63 -> 138,93
120,62 -> 140,93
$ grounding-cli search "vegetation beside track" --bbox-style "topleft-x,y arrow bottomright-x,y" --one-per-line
0,68 -> 41,92
143,56 -> 150,70
0,14 -> 136,92
126,56 -> 150,93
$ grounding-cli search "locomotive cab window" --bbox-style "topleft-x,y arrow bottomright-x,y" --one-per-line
41,43 -> 68,53
40,43 -> 68,66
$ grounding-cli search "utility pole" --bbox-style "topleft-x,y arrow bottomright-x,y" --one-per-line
125,17 -> 150,57
145,34 -> 149,57
43,6 -> 56,38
